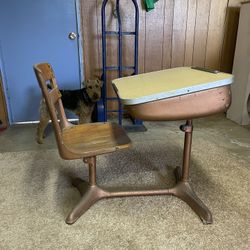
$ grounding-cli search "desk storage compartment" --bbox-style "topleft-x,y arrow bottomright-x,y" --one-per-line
127,86 -> 231,121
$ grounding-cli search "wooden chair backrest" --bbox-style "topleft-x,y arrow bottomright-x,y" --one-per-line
33,63 -> 72,155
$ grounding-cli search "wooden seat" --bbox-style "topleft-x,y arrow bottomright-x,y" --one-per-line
62,122 -> 131,158
34,63 -> 131,224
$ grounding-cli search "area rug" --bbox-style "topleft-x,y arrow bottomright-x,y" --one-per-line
0,128 -> 249,249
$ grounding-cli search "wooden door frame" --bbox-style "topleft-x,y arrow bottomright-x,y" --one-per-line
0,71 -> 8,127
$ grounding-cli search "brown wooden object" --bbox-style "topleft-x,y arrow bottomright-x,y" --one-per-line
33,63 -> 132,224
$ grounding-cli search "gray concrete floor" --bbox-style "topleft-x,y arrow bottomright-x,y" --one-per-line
0,114 -> 249,163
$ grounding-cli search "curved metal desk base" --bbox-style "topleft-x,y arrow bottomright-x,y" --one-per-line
66,120 -> 212,225
66,172 -> 212,225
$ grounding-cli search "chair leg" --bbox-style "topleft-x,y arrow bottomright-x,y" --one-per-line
65,181 -> 107,225
66,157 -> 108,225
172,120 -> 213,224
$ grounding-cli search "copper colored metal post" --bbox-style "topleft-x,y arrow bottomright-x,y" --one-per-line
180,120 -> 193,182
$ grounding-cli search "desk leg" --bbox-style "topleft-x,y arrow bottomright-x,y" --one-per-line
173,120 -> 213,224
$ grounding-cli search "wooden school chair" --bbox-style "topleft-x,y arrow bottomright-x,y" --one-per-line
33,63 -> 132,224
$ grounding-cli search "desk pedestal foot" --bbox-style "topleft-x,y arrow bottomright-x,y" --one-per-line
173,167 -> 213,224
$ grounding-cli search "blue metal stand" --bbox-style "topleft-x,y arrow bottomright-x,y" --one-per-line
98,0 -> 146,131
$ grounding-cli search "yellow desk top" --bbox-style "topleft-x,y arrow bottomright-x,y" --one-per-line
112,67 -> 233,105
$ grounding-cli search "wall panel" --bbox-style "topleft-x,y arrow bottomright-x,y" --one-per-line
144,0 -> 165,72
81,0 -> 99,79
162,0 -> 174,69
192,0 -> 211,67
184,0 -> 197,66
205,0 -> 228,69
171,0 -> 188,67
80,0 -> 244,102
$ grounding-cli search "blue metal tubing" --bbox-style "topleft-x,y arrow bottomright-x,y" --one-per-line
116,0 -> 122,79
101,0 -> 109,122
116,0 -> 123,125
132,0 -> 139,75
101,0 -> 141,126
130,0 -> 142,126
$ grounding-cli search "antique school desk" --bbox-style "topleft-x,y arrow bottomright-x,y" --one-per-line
113,67 -> 233,224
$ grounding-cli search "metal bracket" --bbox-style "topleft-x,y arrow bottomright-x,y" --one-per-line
180,123 -> 193,133
83,157 -> 95,166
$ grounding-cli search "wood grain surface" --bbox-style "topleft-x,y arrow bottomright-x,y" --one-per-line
81,0 -> 246,79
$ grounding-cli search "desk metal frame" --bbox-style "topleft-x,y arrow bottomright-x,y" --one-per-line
67,119 -> 212,225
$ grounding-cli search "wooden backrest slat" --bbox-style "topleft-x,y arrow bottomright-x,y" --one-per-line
49,87 -> 62,105
33,63 -> 72,154
35,63 -> 55,81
